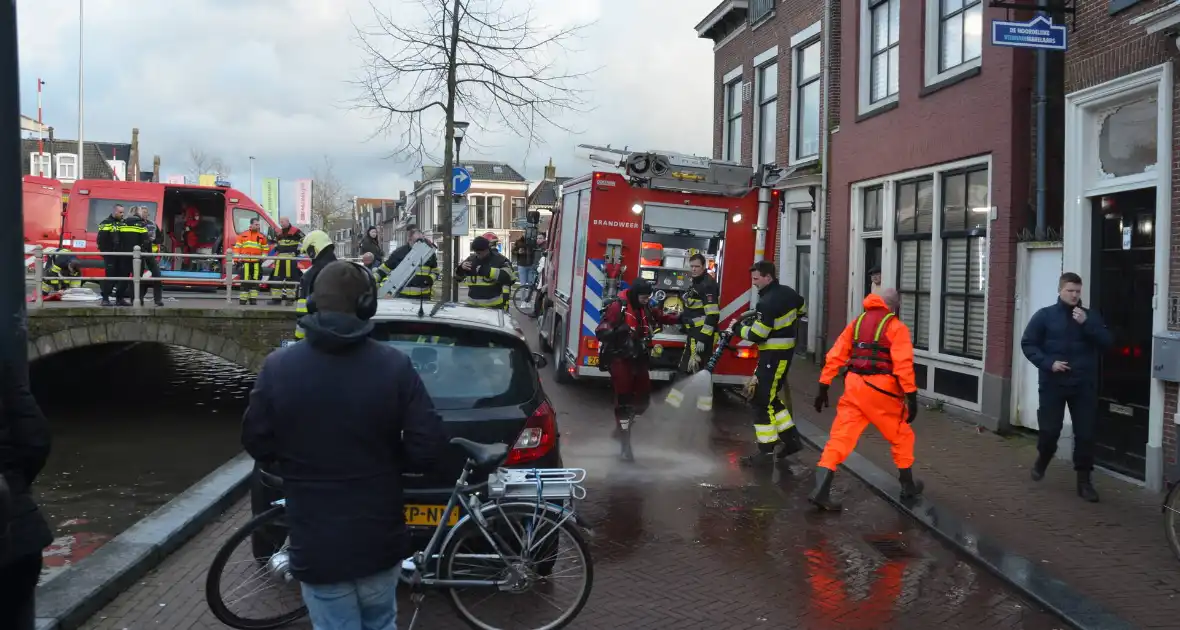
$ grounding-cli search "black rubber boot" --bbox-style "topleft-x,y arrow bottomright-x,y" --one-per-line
618,413 -> 635,462
269,298 -> 282,306
808,467 -> 842,511
777,428 -> 803,458
1031,452 -> 1052,481
740,442 -> 778,469
899,467 -> 924,499
1077,470 -> 1100,503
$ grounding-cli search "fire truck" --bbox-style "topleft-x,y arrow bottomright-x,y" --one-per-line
537,147 -> 786,388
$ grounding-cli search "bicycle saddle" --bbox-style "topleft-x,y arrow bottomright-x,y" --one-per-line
451,437 -> 509,469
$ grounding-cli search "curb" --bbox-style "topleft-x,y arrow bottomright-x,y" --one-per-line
790,416 -> 1136,630
34,452 -> 254,630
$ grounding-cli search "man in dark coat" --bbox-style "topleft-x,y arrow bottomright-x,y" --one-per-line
242,260 -> 446,629
1021,271 -> 1113,503
0,359 -> 54,630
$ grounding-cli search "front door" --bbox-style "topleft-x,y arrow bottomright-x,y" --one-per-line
1089,189 -> 1154,480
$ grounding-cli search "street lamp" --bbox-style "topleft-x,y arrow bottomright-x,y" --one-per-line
249,156 -> 255,198
454,121 -> 469,166
451,121 -> 470,302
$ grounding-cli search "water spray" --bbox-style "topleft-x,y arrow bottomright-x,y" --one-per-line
665,328 -> 739,410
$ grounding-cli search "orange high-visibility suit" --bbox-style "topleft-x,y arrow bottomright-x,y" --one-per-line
233,229 -> 268,304
809,293 -> 922,510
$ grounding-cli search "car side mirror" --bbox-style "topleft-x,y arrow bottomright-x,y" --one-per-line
532,352 -> 548,368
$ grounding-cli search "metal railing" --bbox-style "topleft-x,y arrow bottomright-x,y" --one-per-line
25,246 -> 374,309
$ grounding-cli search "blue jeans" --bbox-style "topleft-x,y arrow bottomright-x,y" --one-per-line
300,567 -> 399,630
518,265 -> 536,286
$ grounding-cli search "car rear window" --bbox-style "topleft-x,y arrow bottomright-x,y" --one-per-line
369,323 -> 536,410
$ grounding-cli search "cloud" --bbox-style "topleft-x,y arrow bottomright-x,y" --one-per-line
17,0 -> 719,213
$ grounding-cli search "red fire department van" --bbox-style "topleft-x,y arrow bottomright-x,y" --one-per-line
537,149 -> 782,389
22,175 -> 68,267
61,179 -> 287,288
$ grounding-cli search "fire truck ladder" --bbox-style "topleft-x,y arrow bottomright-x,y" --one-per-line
577,144 -> 758,197
377,240 -> 439,299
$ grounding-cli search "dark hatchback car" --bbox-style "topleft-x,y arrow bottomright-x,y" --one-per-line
250,299 -> 562,552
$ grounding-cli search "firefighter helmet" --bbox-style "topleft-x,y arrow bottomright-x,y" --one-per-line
300,230 -> 333,258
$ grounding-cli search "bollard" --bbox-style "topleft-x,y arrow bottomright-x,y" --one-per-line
225,251 -> 235,303
132,246 -> 142,304
33,245 -> 43,308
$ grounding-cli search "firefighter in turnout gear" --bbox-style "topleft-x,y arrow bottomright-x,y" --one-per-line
731,261 -> 806,469
809,289 -> 922,511
674,252 -> 721,411
455,236 -> 515,310
375,225 -> 438,298
269,217 -> 305,305
233,217 -> 269,305
596,280 -> 681,462
41,250 -> 82,295
294,230 -> 338,340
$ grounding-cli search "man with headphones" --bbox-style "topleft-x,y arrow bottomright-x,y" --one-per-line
242,260 -> 446,630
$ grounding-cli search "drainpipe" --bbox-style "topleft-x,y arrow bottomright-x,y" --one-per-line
815,0 -> 834,357
1034,12 -> 1048,239
1,0 -> 30,373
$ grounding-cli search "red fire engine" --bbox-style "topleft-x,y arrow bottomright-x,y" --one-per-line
537,147 -> 785,389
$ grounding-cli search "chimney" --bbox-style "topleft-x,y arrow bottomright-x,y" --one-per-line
399,190 -> 406,200
129,127 -> 140,182
543,157 -> 556,181
152,155 -> 161,182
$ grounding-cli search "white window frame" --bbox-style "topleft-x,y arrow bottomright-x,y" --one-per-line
721,66 -> 744,162
789,22 -> 822,165
858,0 -> 900,116
468,193 -> 506,231
846,154 -> 993,410
752,46 -> 778,167
29,152 -> 51,177
55,153 -> 78,180
511,196 -> 527,222
924,0 -> 983,87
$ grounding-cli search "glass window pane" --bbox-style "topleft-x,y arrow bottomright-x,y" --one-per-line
967,170 -> 989,231
969,236 -> 987,294
945,238 -> 968,293
941,13 -> 964,71
943,0 -> 964,15
1098,97 -> 1158,177
759,98 -> 777,164
967,297 -> 985,358
943,296 -> 966,354
863,187 -> 882,231
918,240 -> 932,291
896,183 -> 916,233
490,197 -> 502,229
798,81 -> 820,159
916,180 -> 934,233
761,63 -> 778,101
801,44 -> 820,82
915,295 -> 930,350
872,4 -> 890,52
900,241 -> 918,291
900,294 -> 918,337
871,53 -> 889,102
943,173 -> 966,232
796,248 -> 811,299
889,0 -> 900,43
964,4 -> 983,62
887,46 -> 900,97
797,210 -> 812,238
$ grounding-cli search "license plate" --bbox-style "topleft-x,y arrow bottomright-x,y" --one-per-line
1109,403 -> 1134,417
405,504 -> 460,527
586,355 -> 598,366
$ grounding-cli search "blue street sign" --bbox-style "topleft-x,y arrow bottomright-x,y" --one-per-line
992,15 -> 1066,51
452,167 -> 472,195
215,179 -> 231,187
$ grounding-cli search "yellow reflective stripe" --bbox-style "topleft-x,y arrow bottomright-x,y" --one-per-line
466,277 -> 497,286
852,313 -> 867,338
703,304 -> 720,315
773,309 -> 798,329
98,224 -> 116,231
295,298 -> 308,314
696,395 -> 713,411
400,287 -> 430,296
751,320 -> 771,337
874,313 -> 895,341
467,295 -> 504,306
665,389 -> 685,408
118,226 -> 148,233
759,339 -> 796,351
773,408 -> 794,431
753,424 -> 779,443
700,325 -> 715,335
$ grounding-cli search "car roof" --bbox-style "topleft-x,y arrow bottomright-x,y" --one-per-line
371,298 -> 523,338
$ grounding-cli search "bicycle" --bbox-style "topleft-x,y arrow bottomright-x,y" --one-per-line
512,264 -> 543,319
1164,481 -> 1180,561
205,438 -> 593,630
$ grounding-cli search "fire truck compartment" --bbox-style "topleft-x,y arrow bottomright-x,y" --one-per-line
640,202 -> 728,236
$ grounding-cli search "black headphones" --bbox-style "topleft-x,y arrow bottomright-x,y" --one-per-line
305,261 -> 379,320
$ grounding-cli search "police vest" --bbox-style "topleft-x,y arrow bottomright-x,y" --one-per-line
275,227 -> 303,255
846,309 -> 896,376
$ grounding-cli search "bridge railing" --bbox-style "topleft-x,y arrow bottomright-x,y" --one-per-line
26,246 -> 375,309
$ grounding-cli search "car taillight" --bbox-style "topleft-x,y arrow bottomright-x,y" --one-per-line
506,400 -> 557,466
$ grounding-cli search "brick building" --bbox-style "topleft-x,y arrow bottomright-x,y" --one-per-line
696,0 -> 831,356
1058,0 -> 1179,491
408,160 -> 529,254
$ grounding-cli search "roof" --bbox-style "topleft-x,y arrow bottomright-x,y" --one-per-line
372,298 -> 523,338
421,160 -> 527,183
526,176 -> 571,208
21,138 -> 116,180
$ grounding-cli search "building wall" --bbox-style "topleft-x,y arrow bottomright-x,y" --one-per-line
827,0 -> 1033,427
1063,0 -> 1179,481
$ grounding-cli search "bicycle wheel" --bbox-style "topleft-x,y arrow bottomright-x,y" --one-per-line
513,285 -> 538,318
1164,483 -> 1180,561
205,506 -> 308,630
443,503 -> 593,630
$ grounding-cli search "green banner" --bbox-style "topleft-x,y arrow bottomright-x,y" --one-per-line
262,178 -> 280,222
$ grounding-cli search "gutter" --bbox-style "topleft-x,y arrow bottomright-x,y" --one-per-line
815,0 -> 833,358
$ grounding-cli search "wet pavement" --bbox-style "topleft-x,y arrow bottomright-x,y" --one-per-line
74,315 -> 1067,629
30,342 -> 252,582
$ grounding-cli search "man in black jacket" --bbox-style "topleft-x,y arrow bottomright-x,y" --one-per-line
0,359 -> 54,630
1021,271 -> 1113,502
135,206 -> 164,307
374,225 -> 437,299
96,204 -> 148,306
242,261 -> 446,629
456,236 -> 515,310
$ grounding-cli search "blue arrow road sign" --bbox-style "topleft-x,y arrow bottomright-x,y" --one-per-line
992,15 -> 1066,51
452,167 -> 472,195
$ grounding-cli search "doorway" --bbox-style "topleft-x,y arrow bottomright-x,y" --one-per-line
863,237 -> 882,297
1089,188 -> 1155,480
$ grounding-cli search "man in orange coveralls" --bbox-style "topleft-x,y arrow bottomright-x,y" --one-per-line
808,288 -> 922,511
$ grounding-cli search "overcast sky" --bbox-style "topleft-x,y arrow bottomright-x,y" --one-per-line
17,0 -> 719,214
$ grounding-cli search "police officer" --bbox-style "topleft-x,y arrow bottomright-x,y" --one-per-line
455,236 -> 515,310
136,207 -> 164,307
731,260 -> 806,468
375,225 -> 438,298
679,253 -> 720,409
294,230 -> 338,341
97,204 -> 148,306
269,217 -> 305,305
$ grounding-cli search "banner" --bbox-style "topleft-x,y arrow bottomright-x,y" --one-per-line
261,178 -> 280,222
198,174 -> 217,186
294,179 -> 312,225
165,175 -> 185,184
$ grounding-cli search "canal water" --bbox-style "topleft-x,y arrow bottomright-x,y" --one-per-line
28,342 -> 252,582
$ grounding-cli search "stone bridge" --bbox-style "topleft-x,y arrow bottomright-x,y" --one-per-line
26,299 -> 298,372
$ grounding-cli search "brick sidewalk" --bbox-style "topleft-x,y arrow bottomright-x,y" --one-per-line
786,359 -> 1179,629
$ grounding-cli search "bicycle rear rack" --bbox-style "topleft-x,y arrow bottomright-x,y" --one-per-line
488,468 -> 587,501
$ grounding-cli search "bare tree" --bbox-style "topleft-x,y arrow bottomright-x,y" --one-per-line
352,0 -> 593,300
308,156 -> 352,231
187,148 -> 232,180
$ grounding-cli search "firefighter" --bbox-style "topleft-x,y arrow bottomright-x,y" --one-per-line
135,206 -> 164,307
730,261 -> 806,469
455,236 -> 515,310
41,250 -> 82,295
596,280 -> 681,462
676,252 -> 720,410
269,217 -> 304,305
809,288 -> 922,511
233,217 -> 269,305
294,230 -> 338,340
375,225 -> 437,298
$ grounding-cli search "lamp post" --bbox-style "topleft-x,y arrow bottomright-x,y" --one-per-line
248,156 -> 255,197
451,121 -> 469,302
77,0 -> 84,179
